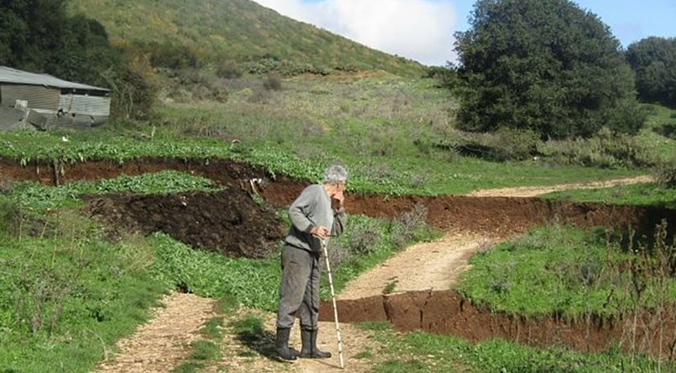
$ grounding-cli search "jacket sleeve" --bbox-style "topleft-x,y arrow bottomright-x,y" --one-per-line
331,210 -> 347,237
288,186 -> 318,233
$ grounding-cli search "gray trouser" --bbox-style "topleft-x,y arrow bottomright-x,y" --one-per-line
276,245 -> 320,330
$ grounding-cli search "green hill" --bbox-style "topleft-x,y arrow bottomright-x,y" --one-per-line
68,0 -> 425,77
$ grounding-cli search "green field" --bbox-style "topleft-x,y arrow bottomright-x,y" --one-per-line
1,75 -> 675,372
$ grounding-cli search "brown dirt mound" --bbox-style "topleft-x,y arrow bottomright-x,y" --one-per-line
86,189 -> 286,258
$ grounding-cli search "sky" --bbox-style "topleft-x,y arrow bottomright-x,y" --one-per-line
250,0 -> 676,66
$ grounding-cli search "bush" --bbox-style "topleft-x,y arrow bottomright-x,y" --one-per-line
653,158 -> 676,189
0,196 -> 20,235
453,129 -> 540,162
542,127 -> 654,168
348,218 -> 383,255
323,240 -> 352,272
391,203 -> 429,247
216,60 -> 243,79
263,73 -> 283,91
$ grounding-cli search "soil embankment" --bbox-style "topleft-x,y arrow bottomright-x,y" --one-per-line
3,157 -> 675,359
320,289 -> 676,358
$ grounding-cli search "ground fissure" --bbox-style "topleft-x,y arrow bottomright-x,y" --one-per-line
2,157 -> 673,370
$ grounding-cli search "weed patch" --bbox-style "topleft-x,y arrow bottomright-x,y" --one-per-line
456,224 -> 676,319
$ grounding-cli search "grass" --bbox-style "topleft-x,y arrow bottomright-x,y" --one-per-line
360,323 -> 665,373
68,0 -> 424,77
2,75 -> 676,372
636,104 -> 676,161
455,224 -> 676,319
0,228 -> 169,373
0,173 -> 439,371
543,182 -> 676,208
6,171 -> 221,212
0,76 -> 652,196
172,323 -> 223,373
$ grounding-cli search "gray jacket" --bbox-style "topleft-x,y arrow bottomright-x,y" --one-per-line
285,184 -> 346,253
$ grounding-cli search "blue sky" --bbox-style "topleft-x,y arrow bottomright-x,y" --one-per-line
253,0 -> 676,66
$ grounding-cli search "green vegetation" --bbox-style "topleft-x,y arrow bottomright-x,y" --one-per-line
67,0 -> 423,77
636,104 -> 676,161
363,324 -> 663,373
456,224 -> 676,319
2,76 -> 655,196
627,37 -> 676,109
0,226 -> 168,373
7,171 -> 220,212
454,0 -> 643,139
0,168 -> 439,372
173,317 -> 224,373
543,183 -> 676,208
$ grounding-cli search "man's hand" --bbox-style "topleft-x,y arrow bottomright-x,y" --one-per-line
310,226 -> 330,238
332,190 -> 345,211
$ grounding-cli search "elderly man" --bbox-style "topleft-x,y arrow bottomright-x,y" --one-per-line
275,164 -> 348,361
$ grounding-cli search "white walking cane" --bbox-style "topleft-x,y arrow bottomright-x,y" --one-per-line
322,238 -> 345,369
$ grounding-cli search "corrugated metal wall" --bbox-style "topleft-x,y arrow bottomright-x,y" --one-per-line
0,84 -> 60,110
59,94 -> 111,116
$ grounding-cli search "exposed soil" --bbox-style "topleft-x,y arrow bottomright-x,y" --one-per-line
467,175 -> 654,198
2,157 -> 676,365
320,289 -> 676,358
338,232 -> 492,300
96,292 -> 217,373
85,189 -> 286,258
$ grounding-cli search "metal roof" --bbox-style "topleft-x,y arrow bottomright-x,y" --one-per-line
0,66 -> 109,92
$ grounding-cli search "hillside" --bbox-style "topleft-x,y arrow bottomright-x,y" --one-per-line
67,0 -> 425,77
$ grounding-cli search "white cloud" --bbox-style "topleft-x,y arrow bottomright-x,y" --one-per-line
252,0 -> 458,66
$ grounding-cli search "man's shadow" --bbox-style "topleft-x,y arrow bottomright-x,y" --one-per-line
231,315 -> 279,360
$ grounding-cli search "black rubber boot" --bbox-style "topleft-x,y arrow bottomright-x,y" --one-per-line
275,328 -> 297,361
299,329 -> 332,359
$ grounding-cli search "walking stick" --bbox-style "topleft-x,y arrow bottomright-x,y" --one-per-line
322,238 -> 345,369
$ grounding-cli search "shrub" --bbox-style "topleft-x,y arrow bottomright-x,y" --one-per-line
0,195 -> 20,235
348,218 -> 383,255
216,60 -> 243,79
391,203 -> 429,247
322,240 -> 353,272
453,129 -> 540,162
542,127 -> 654,168
653,158 -> 676,189
263,73 -> 283,91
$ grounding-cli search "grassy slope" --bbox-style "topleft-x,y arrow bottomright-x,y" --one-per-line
542,182 -> 676,208
68,0 -> 424,76
456,225 -> 676,318
0,77 -> 647,196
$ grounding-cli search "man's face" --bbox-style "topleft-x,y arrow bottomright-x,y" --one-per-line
332,182 -> 346,198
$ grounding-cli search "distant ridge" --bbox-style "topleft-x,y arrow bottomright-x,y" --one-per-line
69,0 -> 425,77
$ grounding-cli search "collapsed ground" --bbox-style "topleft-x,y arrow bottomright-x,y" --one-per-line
2,158 -> 676,367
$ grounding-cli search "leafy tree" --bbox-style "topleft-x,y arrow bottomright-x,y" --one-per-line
454,0 -> 644,139
626,37 -> 676,108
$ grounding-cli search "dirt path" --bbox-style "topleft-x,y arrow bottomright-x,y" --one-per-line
467,175 -> 652,198
338,232 -> 492,300
91,174 -> 658,372
96,292 -> 217,373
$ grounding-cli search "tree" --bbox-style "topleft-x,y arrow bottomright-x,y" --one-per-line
454,0 -> 644,139
626,37 -> 676,108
